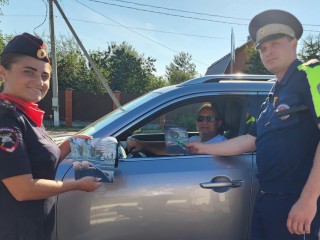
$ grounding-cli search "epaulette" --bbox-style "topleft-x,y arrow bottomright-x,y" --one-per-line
0,99 -> 16,111
301,59 -> 319,67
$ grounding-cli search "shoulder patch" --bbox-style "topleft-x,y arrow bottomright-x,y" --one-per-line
0,127 -> 19,153
0,99 -> 16,111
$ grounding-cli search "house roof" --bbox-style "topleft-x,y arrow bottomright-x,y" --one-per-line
205,40 -> 253,75
205,53 -> 231,75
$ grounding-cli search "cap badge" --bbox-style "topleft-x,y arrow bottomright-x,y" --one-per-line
37,48 -> 47,60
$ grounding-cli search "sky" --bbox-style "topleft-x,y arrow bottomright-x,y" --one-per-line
1,0 -> 320,77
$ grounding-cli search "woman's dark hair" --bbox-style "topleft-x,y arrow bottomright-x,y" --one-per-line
0,53 -> 24,69
0,53 -> 28,92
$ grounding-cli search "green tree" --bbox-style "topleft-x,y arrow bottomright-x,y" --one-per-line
0,0 -> 8,16
244,46 -> 272,75
298,34 -> 320,62
144,75 -> 167,92
91,42 -> 161,94
165,52 -> 198,85
0,32 -> 12,85
52,35 -> 103,93
0,33 -> 15,51
0,31 -> 5,53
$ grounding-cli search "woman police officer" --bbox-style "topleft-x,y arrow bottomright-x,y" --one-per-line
0,33 -> 101,239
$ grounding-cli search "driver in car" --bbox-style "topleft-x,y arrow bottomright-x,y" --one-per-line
126,103 -> 227,156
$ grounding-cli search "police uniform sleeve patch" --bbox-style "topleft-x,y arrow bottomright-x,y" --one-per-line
0,127 -> 19,152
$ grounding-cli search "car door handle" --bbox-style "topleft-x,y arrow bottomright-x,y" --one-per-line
200,180 -> 244,189
199,176 -> 244,193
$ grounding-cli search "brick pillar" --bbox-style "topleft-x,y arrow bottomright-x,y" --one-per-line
112,90 -> 121,110
65,88 -> 73,127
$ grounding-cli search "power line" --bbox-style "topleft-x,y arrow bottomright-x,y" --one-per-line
85,0 -> 247,26
75,0 -> 210,66
85,0 -> 320,28
65,18 -> 228,40
107,0 -> 250,21
2,14 -> 320,35
33,0 -> 48,36
1,14 -> 230,39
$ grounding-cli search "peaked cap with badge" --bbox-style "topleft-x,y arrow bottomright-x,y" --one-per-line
1,32 -> 50,63
249,9 -> 303,48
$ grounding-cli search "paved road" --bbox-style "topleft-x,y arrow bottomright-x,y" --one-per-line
47,130 -> 79,139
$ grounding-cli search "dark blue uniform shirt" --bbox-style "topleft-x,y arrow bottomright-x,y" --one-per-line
249,59 -> 320,194
0,102 -> 61,240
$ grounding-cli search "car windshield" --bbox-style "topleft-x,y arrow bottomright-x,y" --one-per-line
79,92 -> 161,135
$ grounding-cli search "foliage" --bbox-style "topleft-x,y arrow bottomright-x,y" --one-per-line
0,32 -> 4,84
144,75 -> 167,92
244,46 -> 272,75
0,32 -> 12,84
91,42 -> 166,94
298,34 -> 320,62
0,0 -> 8,16
165,52 -> 198,85
0,31 -> 13,53
0,31 -> 5,54
47,35 -> 104,94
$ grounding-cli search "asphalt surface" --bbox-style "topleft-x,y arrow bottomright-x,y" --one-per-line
47,130 -> 79,139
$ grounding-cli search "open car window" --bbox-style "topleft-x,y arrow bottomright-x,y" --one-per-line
118,94 -> 252,158
133,103 -> 201,136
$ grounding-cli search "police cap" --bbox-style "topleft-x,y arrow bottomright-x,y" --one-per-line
1,33 -> 50,63
249,9 -> 303,48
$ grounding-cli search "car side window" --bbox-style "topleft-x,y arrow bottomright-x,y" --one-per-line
122,95 -> 251,158
133,103 -> 201,136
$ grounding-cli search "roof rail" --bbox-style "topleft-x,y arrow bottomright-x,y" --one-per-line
179,74 -> 276,86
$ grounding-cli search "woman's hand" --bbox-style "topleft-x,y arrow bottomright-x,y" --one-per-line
71,135 -> 93,140
59,135 -> 93,162
75,176 -> 101,192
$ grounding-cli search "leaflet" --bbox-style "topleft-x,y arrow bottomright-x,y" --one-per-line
164,126 -> 189,155
69,137 -> 117,182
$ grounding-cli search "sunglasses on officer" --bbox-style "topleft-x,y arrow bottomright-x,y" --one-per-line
196,115 -> 219,122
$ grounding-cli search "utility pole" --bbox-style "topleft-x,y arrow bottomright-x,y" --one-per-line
48,0 -> 60,126
52,0 -> 121,109
230,28 -> 235,74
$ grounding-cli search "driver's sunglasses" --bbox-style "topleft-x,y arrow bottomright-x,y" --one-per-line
196,115 -> 218,122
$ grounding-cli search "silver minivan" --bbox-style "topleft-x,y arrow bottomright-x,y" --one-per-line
52,74 -> 274,240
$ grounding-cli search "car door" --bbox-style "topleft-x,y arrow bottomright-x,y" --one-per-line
54,95 -> 257,240
55,153 -> 254,240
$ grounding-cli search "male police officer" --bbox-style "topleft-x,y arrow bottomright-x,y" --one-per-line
187,9 -> 320,239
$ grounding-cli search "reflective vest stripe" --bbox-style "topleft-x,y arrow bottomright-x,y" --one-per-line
298,64 -> 320,117
246,116 -> 256,125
